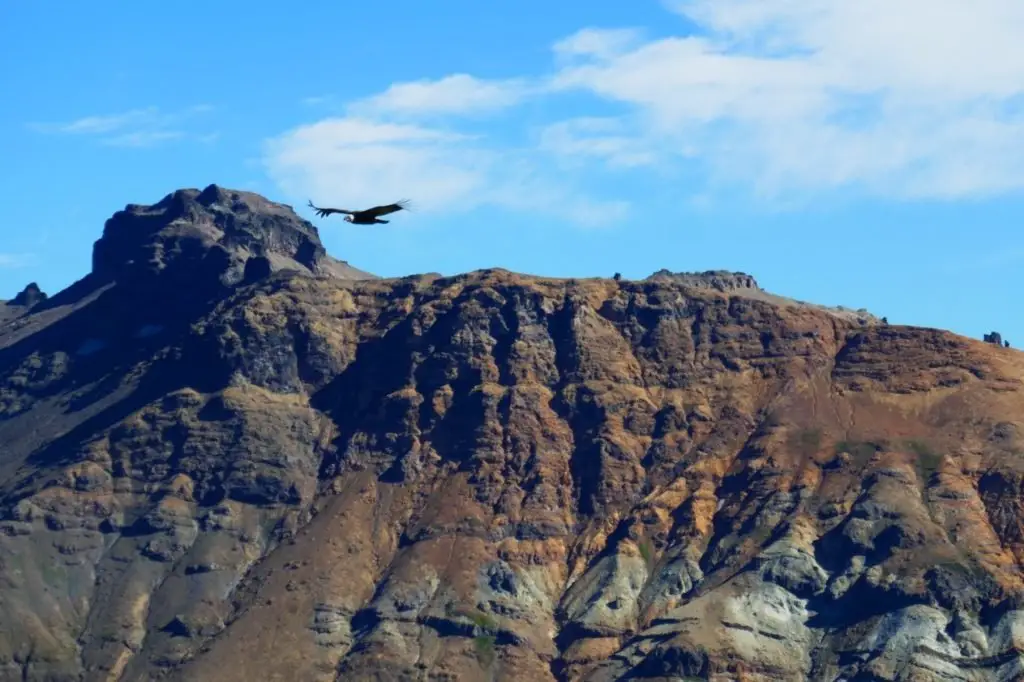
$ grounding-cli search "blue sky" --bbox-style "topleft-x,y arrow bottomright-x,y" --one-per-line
3,0 -> 1024,345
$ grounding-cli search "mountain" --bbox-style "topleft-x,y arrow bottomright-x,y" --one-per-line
1,186 -> 1022,682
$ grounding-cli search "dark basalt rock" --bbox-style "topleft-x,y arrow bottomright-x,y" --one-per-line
242,255 -> 274,283
9,282 -> 47,308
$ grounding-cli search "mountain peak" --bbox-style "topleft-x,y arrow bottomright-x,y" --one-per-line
8,282 -> 47,308
3,184 -> 1023,682
645,269 -> 760,291
90,184 -> 373,290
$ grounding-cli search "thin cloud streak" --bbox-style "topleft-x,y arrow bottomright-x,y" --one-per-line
27,104 -> 217,148
0,253 -> 35,269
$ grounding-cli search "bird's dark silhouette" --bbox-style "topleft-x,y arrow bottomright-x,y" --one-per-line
307,199 -> 410,224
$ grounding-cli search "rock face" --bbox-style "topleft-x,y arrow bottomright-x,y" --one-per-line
2,190 -> 1024,682
9,283 -> 47,308
91,184 -> 374,291
1,283 -> 48,325
645,269 -> 760,292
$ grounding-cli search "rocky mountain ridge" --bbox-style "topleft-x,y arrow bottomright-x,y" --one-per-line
92,184 -> 374,286
0,187 -> 1022,682
644,269 -> 760,291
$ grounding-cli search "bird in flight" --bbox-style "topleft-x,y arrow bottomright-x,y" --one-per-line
307,199 -> 411,225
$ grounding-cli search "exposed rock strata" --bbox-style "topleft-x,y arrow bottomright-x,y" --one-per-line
1,189 -> 1023,682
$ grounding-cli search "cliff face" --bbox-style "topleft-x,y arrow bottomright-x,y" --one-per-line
1,189 -> 1024,682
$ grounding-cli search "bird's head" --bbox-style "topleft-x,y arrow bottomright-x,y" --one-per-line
343,215 -> 353,223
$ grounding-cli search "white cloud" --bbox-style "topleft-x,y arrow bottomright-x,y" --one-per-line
264,1 -> 1024,222
28,105 -> 216,148
669,0 -> 1024,98
351,74 -> 530,117
263,118 -> 485,213
263,117 -> 625,226
548,0 -> 1024,201
552,28 -> 644,61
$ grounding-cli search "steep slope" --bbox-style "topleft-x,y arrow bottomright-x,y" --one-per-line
1,189 -> 1023,682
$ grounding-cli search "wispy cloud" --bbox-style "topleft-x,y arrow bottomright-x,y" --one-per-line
350,74 -> 533,118
538,117 -> 662,169
547,0 -> 1024,202
264,0 -> 1024,222
263,117 -> 623,226
552,27 -> 645,61
264,118 -> 484,213
40,107 -> 161,134
28,104 -> 217,148
102,130 -> 186,148
0,253 -> 35,269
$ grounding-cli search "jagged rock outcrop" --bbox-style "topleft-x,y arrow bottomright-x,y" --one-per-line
1,188 -> 1024,682
0,284 -> 48,325
91,184 -> 373,291
645,269 -> 760,292
9,283 -> 47,308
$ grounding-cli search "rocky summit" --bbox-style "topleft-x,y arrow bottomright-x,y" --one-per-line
91,184 -> 373,287
1,187 -> 1023,682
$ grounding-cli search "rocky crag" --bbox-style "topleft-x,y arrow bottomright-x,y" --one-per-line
1,186 -> 1023,682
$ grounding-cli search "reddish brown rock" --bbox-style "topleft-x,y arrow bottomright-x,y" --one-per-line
1,189 -> 1024,682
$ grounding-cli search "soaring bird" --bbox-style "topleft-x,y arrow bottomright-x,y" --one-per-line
307,199 -> 410,225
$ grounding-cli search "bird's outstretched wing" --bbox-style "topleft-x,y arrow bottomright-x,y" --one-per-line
307,200 -> 353,218
364,199 -> 411,218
